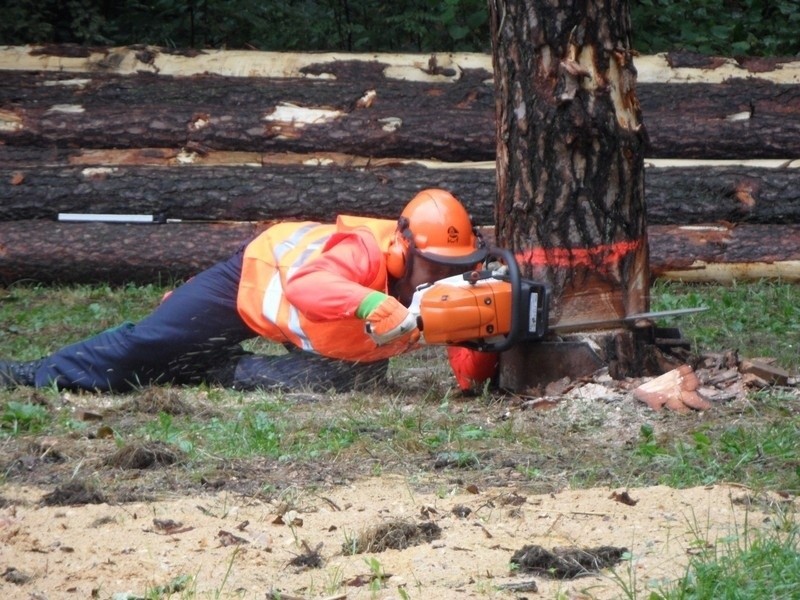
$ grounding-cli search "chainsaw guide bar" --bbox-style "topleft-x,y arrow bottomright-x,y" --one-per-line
551,307 -> 708,334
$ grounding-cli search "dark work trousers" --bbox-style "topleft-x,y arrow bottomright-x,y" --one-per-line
34,248 -> 388,393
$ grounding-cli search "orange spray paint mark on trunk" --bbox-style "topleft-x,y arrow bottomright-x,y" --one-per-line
516,239 -> 642,270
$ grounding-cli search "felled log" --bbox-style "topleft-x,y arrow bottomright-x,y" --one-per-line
649,223 -> 800,282
0,68 -> 497,161
2,45 -> 798,81
1,220 -> 798,285
0,157 -> 495,222
0,220 -> 262,285
642,160 -> 800,225
2,153 -> 798,226
637,81 -> 800,159
1,66 -> 799,159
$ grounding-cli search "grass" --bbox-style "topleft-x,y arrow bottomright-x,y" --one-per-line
0,282 -> 168,359
1,280 -> 798,493
602,508 -> 800,600
650,508 -> 800,600
633,391 -> 800,493
1,399 -> 50,434
650,279 -> 799,370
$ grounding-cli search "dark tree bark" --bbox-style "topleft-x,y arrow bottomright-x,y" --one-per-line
639,81 -> 800,159
2,159 -> 798,225
0,220 -> 262,285
0,68 -> 496,162
1,70 -> 798,160
648,223 -> 800,275
643,164 -> 800,225
0,162 -> 497,222
489,0 -> 648,324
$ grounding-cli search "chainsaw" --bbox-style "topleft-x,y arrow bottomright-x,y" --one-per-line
409,248 -> 705,352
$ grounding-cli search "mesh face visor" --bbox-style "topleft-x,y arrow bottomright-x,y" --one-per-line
414,244 -> 488,268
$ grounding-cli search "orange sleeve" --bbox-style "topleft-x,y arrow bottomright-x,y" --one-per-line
446,346 -> 499,391
285,231 -> 383,322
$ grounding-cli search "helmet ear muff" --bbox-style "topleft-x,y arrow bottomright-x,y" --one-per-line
386,217 -> 412,278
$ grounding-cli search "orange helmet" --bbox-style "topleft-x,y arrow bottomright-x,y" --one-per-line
399,189 -> 486,266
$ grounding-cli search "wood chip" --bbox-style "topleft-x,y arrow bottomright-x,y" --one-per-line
218,530 -> 249,546
496,579 -> 538,593
633,365 -> 712,413
740,359 -> 790,386
609,490 -> 638,506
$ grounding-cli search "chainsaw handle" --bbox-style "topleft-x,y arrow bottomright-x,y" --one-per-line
458,247 -> 523,354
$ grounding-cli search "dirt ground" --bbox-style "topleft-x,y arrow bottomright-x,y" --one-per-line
1,476 -> 792,600
1,349 -> 797,600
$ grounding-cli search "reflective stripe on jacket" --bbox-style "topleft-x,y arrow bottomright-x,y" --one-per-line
237,216 -> 407,362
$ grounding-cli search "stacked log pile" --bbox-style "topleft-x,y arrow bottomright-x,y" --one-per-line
1,45 -> 798,284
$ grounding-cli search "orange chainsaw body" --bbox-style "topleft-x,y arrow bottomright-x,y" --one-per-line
418,278 -> 514,345
411,249 -> 697,352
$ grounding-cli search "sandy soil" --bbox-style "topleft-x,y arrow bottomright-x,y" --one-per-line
2,477 -> 791,600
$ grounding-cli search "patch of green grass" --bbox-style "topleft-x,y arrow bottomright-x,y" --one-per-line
143,411 -> 197,454
142,573 -> 194,599
652,513 -> 800,599
135,396 -> 368,462
0,282 -> 168,359
633,396 -> 800,493
421,421 -> 490,450
132,393 -> 518,468
651,280 -> 800,370
1,400 -> 50,434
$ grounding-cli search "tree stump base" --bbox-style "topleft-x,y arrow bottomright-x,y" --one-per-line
498,326 -> 689,393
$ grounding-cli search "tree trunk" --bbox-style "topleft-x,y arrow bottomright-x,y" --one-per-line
489,1 -> 648,326
489,0 -> 650,388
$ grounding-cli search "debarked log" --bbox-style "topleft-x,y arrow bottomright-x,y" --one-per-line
1,69 -> 799,159
1,158 -> 798,226
1,46 -> 797,83
1,221 -> 798,285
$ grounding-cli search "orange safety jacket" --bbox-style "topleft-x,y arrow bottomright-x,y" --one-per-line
237,215 -> 412,362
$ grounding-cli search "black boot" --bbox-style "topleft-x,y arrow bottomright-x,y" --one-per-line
0,359 -> 43,389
